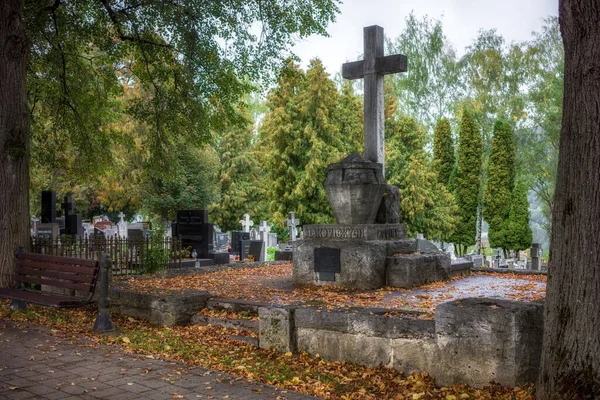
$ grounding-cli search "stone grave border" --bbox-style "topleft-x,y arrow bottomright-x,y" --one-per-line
107,263 -> 547,388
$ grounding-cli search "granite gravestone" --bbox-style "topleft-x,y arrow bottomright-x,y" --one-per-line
176,210 -> 213,259
61,196 -> 83,236
248,240 -> 265,262
240,239 -> 252,260
41,190 -> 57,223
231,231 -> 250,255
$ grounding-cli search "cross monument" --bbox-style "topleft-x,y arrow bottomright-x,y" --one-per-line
285,212 -> 300,242
342,25 -> 407,171
240,213 -> 254,233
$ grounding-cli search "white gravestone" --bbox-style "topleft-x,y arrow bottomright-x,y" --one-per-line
259,220 -> 270,261
239,214 -> 254,233
117,212 -> 128,238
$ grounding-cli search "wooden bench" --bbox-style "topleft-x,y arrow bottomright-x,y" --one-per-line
0,251 -> 101,309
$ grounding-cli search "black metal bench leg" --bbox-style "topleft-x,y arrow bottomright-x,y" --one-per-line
93,254 -> 115,333
10,299 -> 27,311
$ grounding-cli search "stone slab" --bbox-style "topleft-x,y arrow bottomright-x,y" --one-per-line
434,298 -> 544,387
303,224 -> 406,241
385,252 -> 451,288
110,287 -> 213,326
293,239 -> 388,289
258,306 -> 296,353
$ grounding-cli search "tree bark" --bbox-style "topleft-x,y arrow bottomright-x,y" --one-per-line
537,0 -> 600,398
0,1 -> 29,288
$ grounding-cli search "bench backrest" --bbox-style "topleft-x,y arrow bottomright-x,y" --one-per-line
16,252 -> 101,295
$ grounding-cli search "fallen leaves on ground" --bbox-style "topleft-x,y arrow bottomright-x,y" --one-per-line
118,264 -> 545,316
0,300 -> 534,399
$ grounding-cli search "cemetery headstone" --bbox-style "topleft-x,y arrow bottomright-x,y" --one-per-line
240,239 -> 252,261
117,212 -> 128,238
59,196 -> 83,236
36,223 -> 60,241
248,240 -> 265,262
494,248 -> 506,268
41,190 -> 57,223
268,233 -> 278,248
530,243 -> 542,271
230,231 -> 250,255
285,212 -> 300,241
239,214 -> 254,233
176,210 -> 213,259
258,220 -> 270,261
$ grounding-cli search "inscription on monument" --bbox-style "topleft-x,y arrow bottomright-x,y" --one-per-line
314,248 -> 341,281
305,227 -> 366,239
303,225 -> 403,240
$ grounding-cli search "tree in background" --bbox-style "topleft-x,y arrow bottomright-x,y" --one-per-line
261,59 -> 361,227
483,120 -> 516,253
211,108 -> 267,231
0,0 -> 340,287
451,109 -> 482,256
505,178 -> 532,252
432,117 -> 455,186
140,142 -> 220,224
537,1 -> 600,396
386,113 -> 457,240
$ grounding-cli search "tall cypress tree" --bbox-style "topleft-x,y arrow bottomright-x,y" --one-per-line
337,81 -> 363,155
433,117 -> 455,186
451,109 -> 482,255
506,179 -> 533,251
483,120 -> 516,251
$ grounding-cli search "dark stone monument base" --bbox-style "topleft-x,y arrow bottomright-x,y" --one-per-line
293,223 -> 411,290
376,185 -> 400,224
210,252 -> 230,265
385,252 -> 457,289
275,251 -> 293,261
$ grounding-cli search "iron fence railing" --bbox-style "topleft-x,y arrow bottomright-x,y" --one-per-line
30,234 -> 182,275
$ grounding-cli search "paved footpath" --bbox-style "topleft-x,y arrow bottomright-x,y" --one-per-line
0,320 -> 315,400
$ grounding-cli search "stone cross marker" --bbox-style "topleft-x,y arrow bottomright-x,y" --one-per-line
240,213 -> 254,233
259,220 -> 270,241
342,25 -> 407,170
285,212 -> 300,242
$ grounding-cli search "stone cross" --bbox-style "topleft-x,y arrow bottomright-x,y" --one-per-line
240,213 -> 254,233
62,196 -> 75,217
259,220 -> 270,242
342,25 -> 407,171
118,212 -> 125,223
285,212 -> 300,242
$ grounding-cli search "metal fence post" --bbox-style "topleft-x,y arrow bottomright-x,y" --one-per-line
93,253 -> 115,333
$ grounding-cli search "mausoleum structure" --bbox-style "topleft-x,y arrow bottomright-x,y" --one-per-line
293,26 -> 457,290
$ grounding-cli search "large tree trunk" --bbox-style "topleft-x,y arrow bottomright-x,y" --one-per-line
537,0 -> 600,398
0,1 -> 29,288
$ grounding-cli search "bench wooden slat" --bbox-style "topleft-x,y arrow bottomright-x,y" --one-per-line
15,266 -> 97,284
15,275 -> 92,292
16,252 -> 98,268
17,259 -> 97,276
0,288 -> 89,308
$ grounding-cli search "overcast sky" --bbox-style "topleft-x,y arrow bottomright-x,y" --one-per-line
291,0 -> 558,76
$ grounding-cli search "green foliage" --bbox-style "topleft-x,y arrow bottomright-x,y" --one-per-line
211,107 -> 267,231
260,59 -> 361,227
484,120 -> 516,250
386,114 -> 457,240
387,13 -> 459,131
141,228 -> 170,274
266,247 -> 277,262
432,118 -> 455,186
22,0 -> 340,218
506,179 -> 533,251
140,143 -> 220,222
451,109 -> 482,253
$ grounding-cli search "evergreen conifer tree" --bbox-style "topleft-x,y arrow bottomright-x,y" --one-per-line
337,81 -> 364,154
506,179 -> 533,251
433,118 -> 455,186
451,109 -> 483,255
261,59 -> 349,226
483,120 -> 516,251
211,108 -> 266,231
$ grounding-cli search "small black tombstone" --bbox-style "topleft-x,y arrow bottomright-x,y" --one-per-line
248,240 -> 265,262
314,248 -> 341,281
230,231 -> 250,254
41,191 -> 57,223
240,239 -> 252,260
60,196 -> 83,236
176,210 -> 213,259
